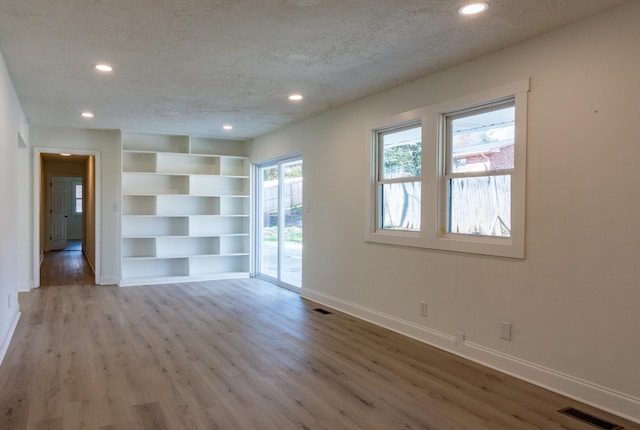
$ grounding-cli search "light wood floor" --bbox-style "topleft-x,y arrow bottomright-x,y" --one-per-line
40,250 -> 94,286
1,279 -> 637,430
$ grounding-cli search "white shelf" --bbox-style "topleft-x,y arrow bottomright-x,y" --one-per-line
121,258 -> 189,279
122,238 -> 156,258
120,132 -> 251,286
219,196 -> 249,216
156,195 -> 219,216
122,196 -> 156,215
123,133 -> 189,153
123,152 -> 156,173
189,255 -> 250,275
190,137 -> 246,157
118,271 -> 250,287
122,216 -> 188,237
190,176 -> 249,196
189,215 -> 249,236
122,173 -> 189,195
220,157 -> 250,177
156,153 -> 219,175
156,236 -> 219,257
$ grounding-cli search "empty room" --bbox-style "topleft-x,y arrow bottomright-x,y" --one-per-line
1,1 -> 639,429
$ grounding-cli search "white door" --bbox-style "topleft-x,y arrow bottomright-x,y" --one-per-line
50,177 -> 68,250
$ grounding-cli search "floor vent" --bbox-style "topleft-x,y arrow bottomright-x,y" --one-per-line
313,308 -> 332,315
559,407 -> 623,430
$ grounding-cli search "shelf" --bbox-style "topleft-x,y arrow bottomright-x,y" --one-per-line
122,196 -> 156,215
122,238 -> 156,258
190,176 -> 249,196
156,153 -> 220,175
189,255 -> 250,275
121,258 -> 189,279
190,137 -> 246,157
120,132 -> 251,286
122,216 -> 188,237
122,173 -> 189,195
123,152 -> 156,172
123,133 -> 189,153
189,216 -> 249,236
219,196 -> 249,216
118,272 -> 249,287
220,157 -> 250,176
156,236 -> 220,257
220,235 -> 249,254
156,195 -> 219,216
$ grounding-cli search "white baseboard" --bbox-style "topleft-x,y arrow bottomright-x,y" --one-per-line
18,280 -> 33,292
302,288 -> 640,425
99,275 -> 121,285
0,309 -> 21,366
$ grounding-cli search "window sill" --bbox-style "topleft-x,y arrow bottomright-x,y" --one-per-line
366,230 -> 524,259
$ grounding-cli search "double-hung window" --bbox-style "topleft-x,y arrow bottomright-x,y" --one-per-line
444,98 -> 514,237
74,183 -> 83,214
366,79 -> 529,258
376,122 -> 422,231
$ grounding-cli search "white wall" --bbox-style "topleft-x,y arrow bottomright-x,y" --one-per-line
0,52 -> 29,364
29,127 -> 121,285
250,2 -> 640,422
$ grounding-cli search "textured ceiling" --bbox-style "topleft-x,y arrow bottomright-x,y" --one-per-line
0,0 -> 633,140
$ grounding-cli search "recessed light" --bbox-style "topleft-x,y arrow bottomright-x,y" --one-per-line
288,94 -> 304,101
95,64 -> 113,72
60,153 -> 71,157
81,112 -> 94,118
458,2 -> 489,15
223,124 -> 233,130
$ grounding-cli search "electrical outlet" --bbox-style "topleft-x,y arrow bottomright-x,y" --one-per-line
500,321 -> 512,340
455,330 -> 465,347
419,302 -> 428,317
7,293 -> 10,309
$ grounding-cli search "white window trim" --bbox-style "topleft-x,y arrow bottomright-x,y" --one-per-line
72,180 -> 83,215
365,79 -> 529,258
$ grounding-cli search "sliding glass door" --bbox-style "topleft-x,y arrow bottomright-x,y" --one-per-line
257,156 -> 303,290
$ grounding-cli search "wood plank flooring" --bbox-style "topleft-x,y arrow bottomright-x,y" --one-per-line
40,250 -> 94,286
1,279 -> 637,430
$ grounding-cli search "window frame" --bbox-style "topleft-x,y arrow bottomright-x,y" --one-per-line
375,120 -> 422,232
72,181 -> 83,215
365,79 -> 529,258
442,97 -> 515,238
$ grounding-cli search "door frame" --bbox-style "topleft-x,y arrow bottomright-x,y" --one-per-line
254,153 -> 303,292
33,147 -> 101,288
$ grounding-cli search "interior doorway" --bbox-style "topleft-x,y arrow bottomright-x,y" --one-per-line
256,155 -> 303,291
40,173 -> 93,286
34,151 -> 99,287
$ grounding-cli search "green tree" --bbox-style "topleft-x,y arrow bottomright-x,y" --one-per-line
384,142 -> 421,177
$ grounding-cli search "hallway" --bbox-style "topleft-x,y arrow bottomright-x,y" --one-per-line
40,244 -> 94,286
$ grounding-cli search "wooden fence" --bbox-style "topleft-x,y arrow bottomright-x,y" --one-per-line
382,175 -> 511,236
262,177 -> 303,214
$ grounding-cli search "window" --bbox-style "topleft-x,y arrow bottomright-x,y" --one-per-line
366,79 -> 529,258
74,183 -> 82,213
444,99 -> 514,237
376,122 -> 421,231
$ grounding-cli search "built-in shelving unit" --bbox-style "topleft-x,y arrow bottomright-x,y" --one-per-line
120,133 -> 250,286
